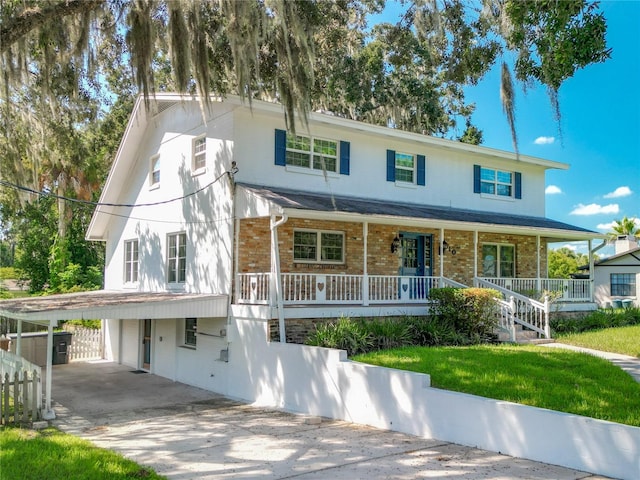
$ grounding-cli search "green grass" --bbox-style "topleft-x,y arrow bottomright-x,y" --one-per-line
0,426 -> 165,480
354,344 -> 640,426
556,324 -> 640,358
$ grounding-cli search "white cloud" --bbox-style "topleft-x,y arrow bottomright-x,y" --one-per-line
603,186 -> 633,198
545,185 -> 562,195
570,203 -> 619,216
597,216 -> 640,231
534,136 -> 555,145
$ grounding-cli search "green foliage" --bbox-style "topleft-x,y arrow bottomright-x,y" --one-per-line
60,319 -> 102,329
406,316 -> 463,347
548,247 -> 590,278
428,287 -> 500,341
551,307 -> 640,334
362,317 -> 413,351
0,267 -> 19,279
355,344 -> 640,427
305,316 -> 373,356
556,325 -> 640,358
0,427 -> 164,480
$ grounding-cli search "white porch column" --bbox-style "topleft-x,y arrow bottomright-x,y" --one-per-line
43,321 -> 55,420
270,214 -> 288,343
439,228 -> 445,284
588,239 -> 594,302
473,230 -> 479,280
536,235 -> 541,292
363,222 -> 369,306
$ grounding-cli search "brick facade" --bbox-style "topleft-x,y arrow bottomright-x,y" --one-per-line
237,218 -> 549,284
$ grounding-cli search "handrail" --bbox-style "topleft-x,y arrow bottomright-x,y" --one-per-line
475,277 -> 550,338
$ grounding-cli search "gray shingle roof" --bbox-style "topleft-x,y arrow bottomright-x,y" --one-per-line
239,183 -> 597,234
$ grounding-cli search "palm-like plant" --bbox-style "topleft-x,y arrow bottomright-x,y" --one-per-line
608,216 -> 639,242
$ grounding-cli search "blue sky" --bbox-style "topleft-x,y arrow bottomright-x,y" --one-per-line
373,1 -> 640,257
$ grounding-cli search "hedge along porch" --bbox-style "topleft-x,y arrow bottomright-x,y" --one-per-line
233,184 -> 603,334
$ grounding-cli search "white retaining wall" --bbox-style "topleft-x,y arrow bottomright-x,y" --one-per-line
225,317 -> 639,480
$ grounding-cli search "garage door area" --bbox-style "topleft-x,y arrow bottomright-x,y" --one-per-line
49,362 -> 598,480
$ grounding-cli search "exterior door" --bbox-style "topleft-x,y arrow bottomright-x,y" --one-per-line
142,319 -> 152,371
399,233 -> 432,299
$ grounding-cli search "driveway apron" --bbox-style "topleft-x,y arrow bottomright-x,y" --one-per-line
51,361 -> 610,480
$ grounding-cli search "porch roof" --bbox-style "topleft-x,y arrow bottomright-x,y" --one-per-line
0,290 -> 228,323
238,183 -> 603,240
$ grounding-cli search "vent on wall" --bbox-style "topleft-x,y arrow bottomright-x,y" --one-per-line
153,101 -> 179,116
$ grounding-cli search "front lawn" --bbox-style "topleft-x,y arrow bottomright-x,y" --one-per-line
0,427 -> 165,480
556,324 -> 640,358
354,344 -> 640,426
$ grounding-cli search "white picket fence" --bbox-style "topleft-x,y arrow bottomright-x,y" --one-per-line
0,349 -> 42,425
67,327 -> 103,362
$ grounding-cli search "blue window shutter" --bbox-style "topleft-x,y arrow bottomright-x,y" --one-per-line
275,129 -> 286,166
417,154 -> 426,186
386,150 -> 395,182
339,141 -> 350,175
473,165 -> 481,193
515,172 -> 522,199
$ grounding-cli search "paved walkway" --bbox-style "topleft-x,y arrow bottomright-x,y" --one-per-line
540,343 -> 640,382
51,362 -> 610,480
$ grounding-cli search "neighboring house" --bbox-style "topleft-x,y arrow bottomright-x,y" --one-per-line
579,237 -> 640,308
79,93 -> 605,390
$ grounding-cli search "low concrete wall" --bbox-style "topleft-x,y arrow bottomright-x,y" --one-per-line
227,317 -> 640,480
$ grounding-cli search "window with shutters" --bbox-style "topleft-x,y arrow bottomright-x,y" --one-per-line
286,133 -> 338,172
474,165 -> 521,199
386,150 -> 425,186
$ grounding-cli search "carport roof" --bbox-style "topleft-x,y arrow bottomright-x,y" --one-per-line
0,290 -> 228,323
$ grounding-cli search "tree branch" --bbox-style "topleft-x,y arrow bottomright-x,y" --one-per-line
1,0 -> 104,54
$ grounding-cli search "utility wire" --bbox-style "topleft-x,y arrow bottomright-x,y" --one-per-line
0,167 -> 235,208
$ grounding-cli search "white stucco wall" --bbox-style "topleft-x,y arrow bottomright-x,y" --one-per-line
120,319 -> 140,368
232,107 -> 548,217
213,317 -> 638,480
593,256 -> 640,307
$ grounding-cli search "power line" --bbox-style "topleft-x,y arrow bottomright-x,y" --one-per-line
0,165 -> 236,208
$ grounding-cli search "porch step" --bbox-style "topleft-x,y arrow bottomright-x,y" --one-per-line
497,327 -> 555,345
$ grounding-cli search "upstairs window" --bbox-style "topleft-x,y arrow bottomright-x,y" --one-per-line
394,152 -> 415,183
192,136 -> 206,172
293,230 -> 344,264
286,134 -> 338,172
386,150 -> 426,185
610,273 -> 635,296
474,165 -> 522,199
149,154 -> 160,187
275,130 -> 350,175
167,232 -> 187,283
124,239 -> 139,283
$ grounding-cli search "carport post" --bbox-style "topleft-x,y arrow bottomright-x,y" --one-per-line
16,319 -> 22,356
43,321 -> 55,420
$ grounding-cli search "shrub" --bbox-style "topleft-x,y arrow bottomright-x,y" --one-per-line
405,316 -> 460,346
305,316 -> 372,356
363,317 -> 413,350
551,307 -> 640,335
429,287 -> 500,342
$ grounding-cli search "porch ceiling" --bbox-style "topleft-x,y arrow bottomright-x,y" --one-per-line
237,183 -> 604,241
0,290 -> 228,323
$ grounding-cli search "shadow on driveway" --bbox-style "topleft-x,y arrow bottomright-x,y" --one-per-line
50,361 -> 607,480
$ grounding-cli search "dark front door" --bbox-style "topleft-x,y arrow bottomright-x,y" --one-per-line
399,233 -> 433,299
142,319 -> 152,371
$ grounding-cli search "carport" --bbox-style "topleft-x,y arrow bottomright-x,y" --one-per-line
0,290 -> 227,419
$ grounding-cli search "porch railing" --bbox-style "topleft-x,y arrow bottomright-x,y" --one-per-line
477,277 -> 591,302
236,273 -> 441,305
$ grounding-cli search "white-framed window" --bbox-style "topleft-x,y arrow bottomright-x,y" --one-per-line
395,152 -> 415,183
481,244 -> 515,278
610,273 -> 635,297
124,239 -> 139,283
192,135 -> 206,172
149,154 -> 160,187
286,134 -> 338,172
480,167 -> 513,197
184,318 -> 197,347
293,230 -> 344,263
167,232 -> 187,283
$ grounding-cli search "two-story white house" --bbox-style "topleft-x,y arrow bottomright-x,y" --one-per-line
78,93 -> 605,391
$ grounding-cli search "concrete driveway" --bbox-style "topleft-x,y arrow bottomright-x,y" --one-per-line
51,361 -> 609,479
